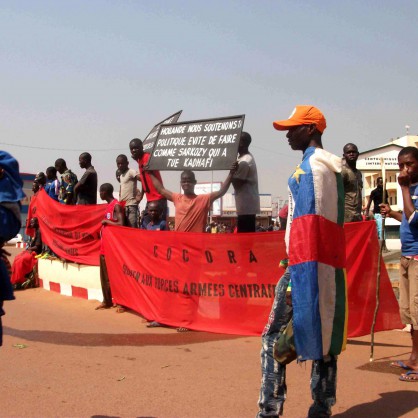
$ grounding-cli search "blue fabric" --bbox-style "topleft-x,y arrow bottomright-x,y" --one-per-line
400,183 -> 418,256
0,150 -> 25,203
45,180 -> 59,201
288,147 -> 317,219
291,262 -> 323,360
0,206 -> 21,243
146,220 -> 167,231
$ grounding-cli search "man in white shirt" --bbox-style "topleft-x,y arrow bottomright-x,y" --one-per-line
116,154 -> 138,228
232,132 -> 260,232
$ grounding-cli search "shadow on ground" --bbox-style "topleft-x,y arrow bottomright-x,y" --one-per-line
91,416 -> 156,418
3,326 -> 245,347
347,339 -> 409,348
357,359 -> 416,377
333,391 -> 418,418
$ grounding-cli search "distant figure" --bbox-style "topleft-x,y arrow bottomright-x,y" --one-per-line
365,176 -> 388,217
380,147 -> 418,382
116,154 -> 138,228
365,176 -> 387,238
150,166 -> 237,232
256,222 -> 266,232
278,204 -> 288,230
232,132 -> 260,232
32,180 -> 41,195
129,138 -> 167,227
0,150 -> 24,347
34,172 -> 46,189
44,166 -> 60,201
210,222 -> 218,234
55,158 -> 78,205
95,183 -> 124,311
74,152 -> 97,205
341,143 -> 363,222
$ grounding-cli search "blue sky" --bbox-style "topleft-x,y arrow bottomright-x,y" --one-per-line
1,0 -> 417,200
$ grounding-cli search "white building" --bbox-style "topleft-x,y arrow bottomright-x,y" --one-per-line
357,135 -> 418,239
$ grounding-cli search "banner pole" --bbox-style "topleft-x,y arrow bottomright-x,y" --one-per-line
370,157 -> 386,361
209,170 -> 214,224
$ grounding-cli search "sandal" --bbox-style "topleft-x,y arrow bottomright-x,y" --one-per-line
390,361 -> 412,371
95,303 -> 111,310
399,371 -> 418,382
176,327 -> 190,333
146,321 -> 162,328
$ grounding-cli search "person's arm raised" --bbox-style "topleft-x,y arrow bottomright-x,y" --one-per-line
210,162 -> 238,204
149,171 -> 173,202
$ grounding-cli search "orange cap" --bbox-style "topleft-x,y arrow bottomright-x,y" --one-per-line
273,105 -> 327,133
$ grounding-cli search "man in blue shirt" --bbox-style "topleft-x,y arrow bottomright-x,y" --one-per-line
381,146 -> 418,382
44,166 -> 60,201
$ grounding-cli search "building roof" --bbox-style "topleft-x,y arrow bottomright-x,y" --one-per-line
358,143 -> 403,156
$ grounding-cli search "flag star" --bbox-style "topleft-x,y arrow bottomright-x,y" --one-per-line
292,165 -> 305,183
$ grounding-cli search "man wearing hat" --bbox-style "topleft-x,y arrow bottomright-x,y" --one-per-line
257,106 -> 347,418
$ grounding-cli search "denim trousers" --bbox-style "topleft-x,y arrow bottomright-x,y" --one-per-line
256,269 -> 337,418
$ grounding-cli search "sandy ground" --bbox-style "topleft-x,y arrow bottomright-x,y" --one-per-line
1,248 -> 418,418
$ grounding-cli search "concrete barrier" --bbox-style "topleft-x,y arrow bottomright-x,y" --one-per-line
38,258 -> 102,301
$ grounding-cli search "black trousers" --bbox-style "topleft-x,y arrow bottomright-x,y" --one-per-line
237,214 -> 256,233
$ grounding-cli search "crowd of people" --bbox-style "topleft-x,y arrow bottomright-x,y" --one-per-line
1,104 -> 418,418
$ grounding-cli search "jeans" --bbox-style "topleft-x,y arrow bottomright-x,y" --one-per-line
257,269 -> 337,418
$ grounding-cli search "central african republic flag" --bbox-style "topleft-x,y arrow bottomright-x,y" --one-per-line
286,146 -> 347,361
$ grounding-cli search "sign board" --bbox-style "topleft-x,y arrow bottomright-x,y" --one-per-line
142,111 -> 183,153
147,115 -> 245,171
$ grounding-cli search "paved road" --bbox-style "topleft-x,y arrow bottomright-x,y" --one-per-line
1,267 -> 417,417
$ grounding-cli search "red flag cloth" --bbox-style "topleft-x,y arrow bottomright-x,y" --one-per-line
103,222 -> 402,336
11,251 -> 37,285
27,189 -> 106,265
344,221 -> 402,337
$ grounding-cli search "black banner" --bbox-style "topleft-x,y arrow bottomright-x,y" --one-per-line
147,114 -> 245,171
142,110 -> 183,153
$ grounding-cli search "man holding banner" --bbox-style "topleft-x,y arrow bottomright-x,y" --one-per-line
96,183 -> 124,311
149,165 -> 237,232
129,138 -> 168,227
257,106 -> 346,418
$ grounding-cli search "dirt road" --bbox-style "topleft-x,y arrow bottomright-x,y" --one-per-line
1,251 -> 417,417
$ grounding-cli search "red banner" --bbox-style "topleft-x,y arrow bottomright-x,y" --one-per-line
28,190 -> 106,265
103,222 -> 402,337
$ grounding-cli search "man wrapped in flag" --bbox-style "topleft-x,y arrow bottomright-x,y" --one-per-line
257,106 -> 347,418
